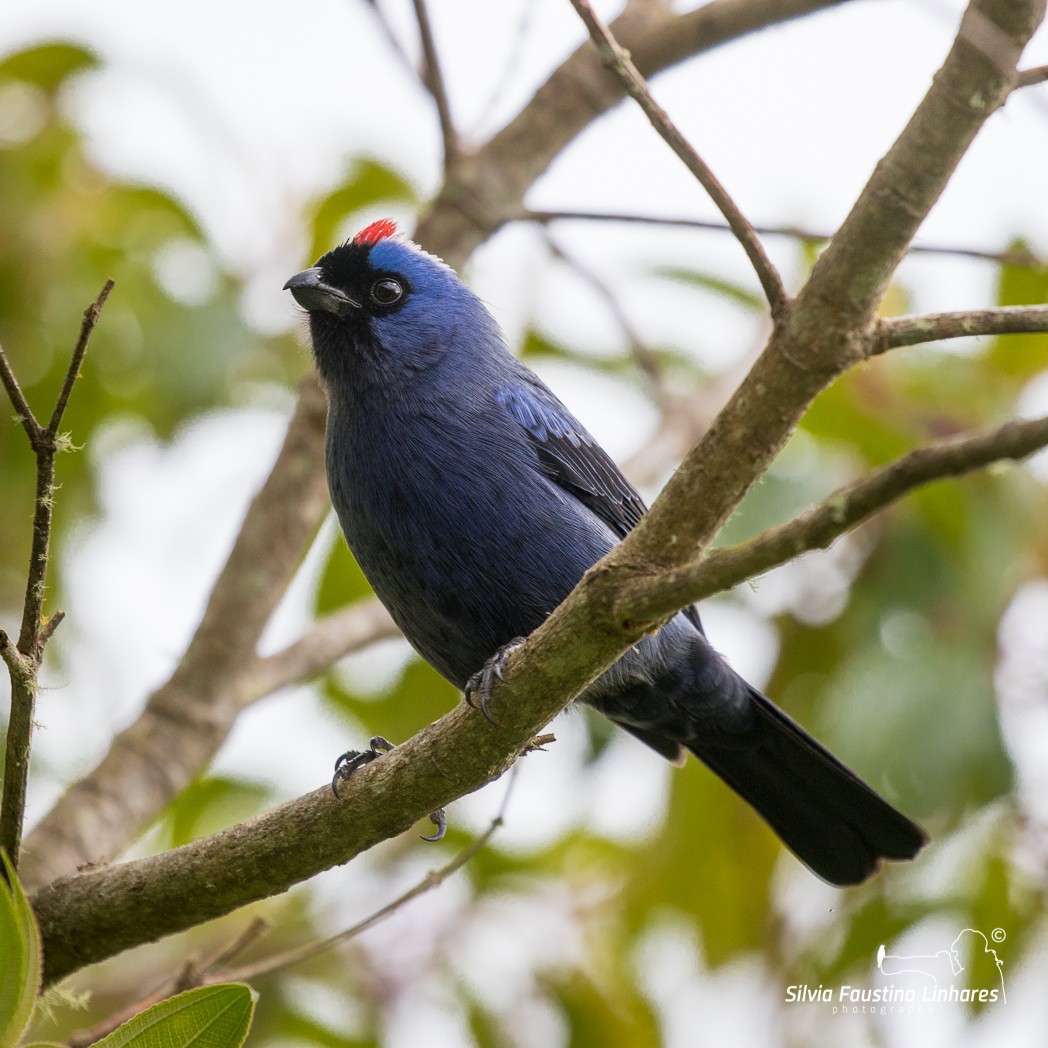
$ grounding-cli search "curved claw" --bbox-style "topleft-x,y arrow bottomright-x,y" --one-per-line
330,737 -> 452,843
464,637 -> 527,725
332,735 -> 395,797
420,807 -> 447,842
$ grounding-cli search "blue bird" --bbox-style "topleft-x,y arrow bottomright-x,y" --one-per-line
285,219 -> 925,885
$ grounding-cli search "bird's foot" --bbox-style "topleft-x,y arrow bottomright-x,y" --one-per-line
332,735 -> 394,795
464,637 -> 527,725
332,735 -> 447,842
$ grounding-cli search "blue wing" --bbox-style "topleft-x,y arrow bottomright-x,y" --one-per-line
498,379 -> 646,540
498,377 -> 705,640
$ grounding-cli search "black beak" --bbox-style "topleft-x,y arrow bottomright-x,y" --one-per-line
284,267 -> 361,316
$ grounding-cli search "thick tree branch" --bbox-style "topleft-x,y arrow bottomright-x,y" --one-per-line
873,304 -> 1048,352
620,414 -> 1048,626
32,403 -> 1048,985
600,0 -> 1043,582
21,0 -> 844,891
1,281 -> 113,870
568,0 -> 788,318
27,0 -> 1047,977
65,775 -> 521,1047
33,701 -> 549,983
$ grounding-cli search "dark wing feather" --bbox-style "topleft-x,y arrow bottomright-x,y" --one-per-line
498,379 -> 705,635
498,381 -> 646,539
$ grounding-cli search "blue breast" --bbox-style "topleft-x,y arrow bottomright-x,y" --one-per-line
325,383 -> 616,686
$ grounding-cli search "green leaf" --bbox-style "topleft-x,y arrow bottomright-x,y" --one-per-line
0,850 -> 42,1048
0,43 -> 99,93
985,245 -> 1048,379
654,265 -> 765,311
315,530 -> 374,617
309,159 -> 417,260
163,776 -> 271,849
325,654 -> 458,742
627,762 -> 779,965
94,984 -> 256,1048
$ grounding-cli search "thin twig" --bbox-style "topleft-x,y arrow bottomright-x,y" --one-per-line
471,0 -> 537,134
67,765 -> 529,1046
0,281 -> 113,870
1017,63 -> 1048,87
220,760 -> 525,983
567,0 -> 789,319
360,0 -> 416,71
412,0 -> 458,168
541,232 -> 670,401
20,373 -> 331,894
18,281 -> 112,654
874,304 -> 1048,353
619,414 -> 1048,627
521,208 -> 1047,269
192,917 -> 271,983
0,344 -> 42,446
48,281 -> 114,436
66,918 -> 271,1047
238,598 -> 399,709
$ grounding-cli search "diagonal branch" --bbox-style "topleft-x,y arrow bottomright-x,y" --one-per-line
873,304 -> 1048,352
1017,63 -> 1048,86
22,0 -> 845,892
64,769 -> 526,1047
619,414 -> 1048,626
412,0 -> 458,167
238,599 -> 399,707
31,401 -> 1048,984
567,0 -> 789,319
0,343 -> 42,447
604,0 -> 1044,580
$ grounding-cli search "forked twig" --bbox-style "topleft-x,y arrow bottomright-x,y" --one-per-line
0,280 -> 113,869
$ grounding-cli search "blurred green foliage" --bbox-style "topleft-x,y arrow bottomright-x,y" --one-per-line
2,34 -> 1048,1048
0,42 -> 278,609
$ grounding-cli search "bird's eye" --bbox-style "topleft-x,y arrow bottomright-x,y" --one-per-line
370,278 -> 404,306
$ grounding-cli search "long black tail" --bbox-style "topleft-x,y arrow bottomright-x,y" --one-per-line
685,686 -> 926,886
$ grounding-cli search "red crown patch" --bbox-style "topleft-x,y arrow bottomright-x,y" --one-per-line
352,219 -> 398,248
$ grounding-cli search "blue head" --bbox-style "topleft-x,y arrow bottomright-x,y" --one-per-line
285,220 -> 504,392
